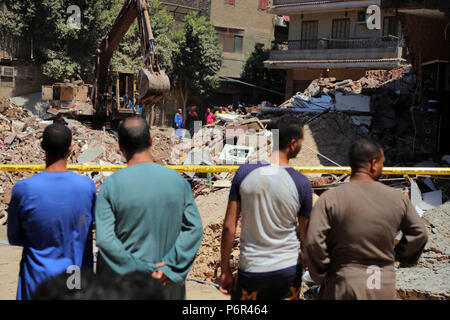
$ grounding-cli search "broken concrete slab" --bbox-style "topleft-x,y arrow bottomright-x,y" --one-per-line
215,113 -> 240,122
239,118 -> 265,131
3,133 -> 16,146
335,92 -> 371,112
213,180 -> 232,188
396,202 -> 450,299
77,144 -> 103,164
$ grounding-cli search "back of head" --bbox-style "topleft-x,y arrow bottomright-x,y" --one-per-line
274,115 -> 304,150
32,270 -> 164,300
41,123 -> 72,158
349,139 -> 382,171
118,117 -> 151,156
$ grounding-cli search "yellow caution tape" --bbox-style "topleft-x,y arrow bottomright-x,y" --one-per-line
0,164 -> 449,175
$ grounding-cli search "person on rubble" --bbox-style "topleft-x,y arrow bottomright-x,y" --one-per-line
7,123 -> 96,300
215,106 -> 226,114
186,106 -> 200,137
95,117 -> 203,300
219,115 -> 312,300
173,108 -> 183,139
205,107 -> 215,125
304,139 -> 428,300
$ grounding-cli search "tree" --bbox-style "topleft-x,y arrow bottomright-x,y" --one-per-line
241,43 -> 285,101
172,12 -> 222,118
3,0 -> 117,80
111,0 -> 177,76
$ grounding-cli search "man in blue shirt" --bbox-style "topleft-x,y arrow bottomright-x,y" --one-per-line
7,123 -> 96,300
173,108 -> 183,139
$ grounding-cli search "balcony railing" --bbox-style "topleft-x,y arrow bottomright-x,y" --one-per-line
272,36 -> 404,51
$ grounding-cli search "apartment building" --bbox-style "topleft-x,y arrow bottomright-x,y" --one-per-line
210,0 -> 275,78
265,0 -> 408,98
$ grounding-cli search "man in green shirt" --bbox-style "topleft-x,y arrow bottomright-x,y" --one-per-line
95,117 -> 203,299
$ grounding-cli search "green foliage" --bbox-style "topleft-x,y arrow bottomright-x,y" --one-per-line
172,11 -> 223,99
0,8 -> 22,36
241,43 -> 285,91
112,0 -> 177,76
4,0 -> 117,80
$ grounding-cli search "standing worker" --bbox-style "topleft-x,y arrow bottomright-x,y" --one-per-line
304,139 -> 428,300
173,108 -> 183,139
95,117 -> 203,299
205,107 -> 215,125
7,123 -> 96,300
219,115 -> 312,300
186,106 -> 200,137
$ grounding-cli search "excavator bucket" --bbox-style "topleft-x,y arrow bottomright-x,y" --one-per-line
138,68 -> 170,107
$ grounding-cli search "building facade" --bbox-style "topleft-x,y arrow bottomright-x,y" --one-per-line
210,0 -> 275,78
265,0 -> 408,98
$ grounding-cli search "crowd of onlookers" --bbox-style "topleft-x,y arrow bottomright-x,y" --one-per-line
173,105 -> 252,138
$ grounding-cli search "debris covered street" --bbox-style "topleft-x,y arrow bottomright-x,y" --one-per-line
1,0 -> 449,304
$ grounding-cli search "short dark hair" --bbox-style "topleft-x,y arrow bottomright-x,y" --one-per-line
274,115 -> 304,150
118,117 -> 151,155
41,123 -> 72,158
349,139 -> 383,170
32,270 -> 165,300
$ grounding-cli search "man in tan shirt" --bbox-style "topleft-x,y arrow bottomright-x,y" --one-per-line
304,139 -> 428,300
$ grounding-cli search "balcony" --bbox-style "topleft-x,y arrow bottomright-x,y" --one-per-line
266,36 -> 406,68
268,0 -> 381,14
273,36 -> 403,50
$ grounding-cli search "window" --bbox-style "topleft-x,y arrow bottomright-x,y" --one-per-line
215,27 -> 244,53
234,36 -> 243,53
300,20 -> 318,49
383,16 -> 399,37
331,18 -> 350,49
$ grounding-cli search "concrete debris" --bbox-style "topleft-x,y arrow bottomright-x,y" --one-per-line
0,98 -> 126,212
169,114 -> 273,188
77,144 -> 104,164
396,202 -> 450,300
188,217 -> 242,284
212,180 -> 232,188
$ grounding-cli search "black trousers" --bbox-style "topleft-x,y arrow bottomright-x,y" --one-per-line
231,265 -> 303,300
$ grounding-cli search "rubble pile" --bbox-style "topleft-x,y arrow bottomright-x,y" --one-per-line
149,128 -> 174,165
169,114 -> 273,193
264,65 -> 418,165
280,65 -> 413,105
170,115 -> 272,166
188,217 -> 241,284
396,202 -> 450,300
0,99 -> 126,218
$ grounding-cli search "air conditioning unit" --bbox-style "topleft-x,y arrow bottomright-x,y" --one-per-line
1,66 -> 15,77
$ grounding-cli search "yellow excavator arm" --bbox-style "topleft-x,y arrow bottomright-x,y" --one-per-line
93,0 -> 170,114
